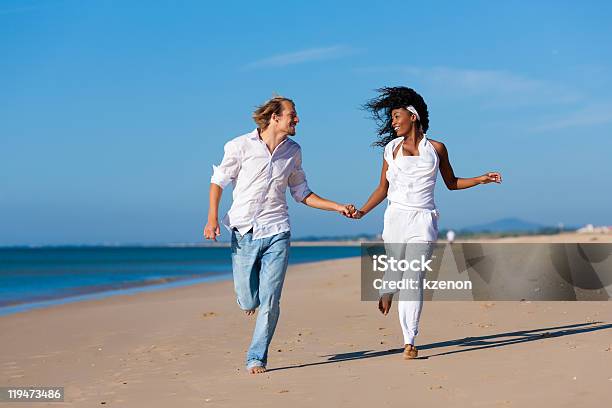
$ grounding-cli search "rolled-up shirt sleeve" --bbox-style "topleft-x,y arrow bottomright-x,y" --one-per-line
288,149 -> 312,203
210,140 -> 241,189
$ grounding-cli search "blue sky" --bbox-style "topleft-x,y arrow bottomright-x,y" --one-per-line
1,0 -> 611,245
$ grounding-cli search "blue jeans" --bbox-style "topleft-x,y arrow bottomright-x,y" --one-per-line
231,229 -> 291,368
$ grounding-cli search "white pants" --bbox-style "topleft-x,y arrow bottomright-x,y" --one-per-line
381,204 -> 437,346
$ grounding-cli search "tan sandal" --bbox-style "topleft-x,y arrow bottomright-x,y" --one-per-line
403,344 -> 418,359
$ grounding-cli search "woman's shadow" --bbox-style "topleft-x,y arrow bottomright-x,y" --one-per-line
267,321 -> 611,372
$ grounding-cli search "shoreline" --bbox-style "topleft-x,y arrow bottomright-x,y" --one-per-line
0,257 -> 361,318
0,246 -> 361,317
2,232 -> 610,317
0,272 -> 234,317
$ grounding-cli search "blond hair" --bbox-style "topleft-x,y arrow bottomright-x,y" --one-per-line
252,96 -> 294,130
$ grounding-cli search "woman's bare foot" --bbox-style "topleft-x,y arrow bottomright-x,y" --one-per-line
378,293 -> 393,315
248,366 -> 266,374
403,344 -> 418,359
245,309 -> 255,316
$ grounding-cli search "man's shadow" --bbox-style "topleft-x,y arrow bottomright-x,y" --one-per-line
267,321 -> 611,372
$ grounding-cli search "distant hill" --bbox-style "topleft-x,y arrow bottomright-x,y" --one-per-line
457,217 -> 548,234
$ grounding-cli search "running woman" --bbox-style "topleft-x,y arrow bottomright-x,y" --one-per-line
351,87 -> 502,359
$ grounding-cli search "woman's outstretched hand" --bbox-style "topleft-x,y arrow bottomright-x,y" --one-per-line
478,172 -> 502,184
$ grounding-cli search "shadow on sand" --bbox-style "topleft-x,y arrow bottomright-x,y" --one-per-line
267,321 -> 611,372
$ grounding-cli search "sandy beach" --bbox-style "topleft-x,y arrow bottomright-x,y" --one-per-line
1,233 -> 612,407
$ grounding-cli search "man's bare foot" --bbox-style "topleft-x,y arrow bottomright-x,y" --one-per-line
378,294 -> 393,315
248,366 -> 266,374
245,309 -> 255,316
403,344 -> 418,359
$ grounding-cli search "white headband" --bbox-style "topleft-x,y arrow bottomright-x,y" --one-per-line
406,105 -> 420,121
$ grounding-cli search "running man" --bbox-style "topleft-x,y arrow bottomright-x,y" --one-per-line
204,96 -> 355,373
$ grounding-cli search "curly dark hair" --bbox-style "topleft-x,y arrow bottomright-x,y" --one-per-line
363,87 -> 429,148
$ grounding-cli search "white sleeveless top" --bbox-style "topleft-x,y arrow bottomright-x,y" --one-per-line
384,136 -> 439,211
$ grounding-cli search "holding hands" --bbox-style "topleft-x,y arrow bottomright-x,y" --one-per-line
350,209 -> 365,219
336,203 -> 357,217
336,203 -> 365,220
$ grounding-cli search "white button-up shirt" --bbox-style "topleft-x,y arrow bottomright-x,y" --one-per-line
210,129 -> 312,240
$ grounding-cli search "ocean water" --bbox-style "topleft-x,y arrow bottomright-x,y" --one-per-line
0,246 -> 359,315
